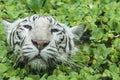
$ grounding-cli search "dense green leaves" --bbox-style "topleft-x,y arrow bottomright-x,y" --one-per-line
0,63 -> 8,73
0,0 -> 120,79
26,0 -> 46,12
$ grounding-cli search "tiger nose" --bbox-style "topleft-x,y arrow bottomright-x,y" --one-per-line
32,40 -> 49,50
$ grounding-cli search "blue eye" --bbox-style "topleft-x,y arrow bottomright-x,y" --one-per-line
51,28 -> 59,33
23,25 -> 32,30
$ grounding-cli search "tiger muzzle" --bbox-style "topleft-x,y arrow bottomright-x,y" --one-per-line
32,40 -> 49,51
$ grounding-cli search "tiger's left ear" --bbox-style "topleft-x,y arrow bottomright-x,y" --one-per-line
2,19 -> 13,32
70,24 -> 86,44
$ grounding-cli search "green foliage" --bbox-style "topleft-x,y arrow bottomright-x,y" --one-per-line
26,0 -> 46,12
0,0 -> 120,79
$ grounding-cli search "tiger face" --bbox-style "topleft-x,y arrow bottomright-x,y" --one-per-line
2,14 -> 85,71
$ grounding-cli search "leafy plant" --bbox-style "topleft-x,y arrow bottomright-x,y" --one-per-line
0,0 -> 120,80
26,0 -> 46,13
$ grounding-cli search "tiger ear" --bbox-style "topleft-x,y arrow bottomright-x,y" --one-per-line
70,24 -> 86,44
2,19 -> 13,31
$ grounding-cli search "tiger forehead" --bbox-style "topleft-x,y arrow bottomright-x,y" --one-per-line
22,15 -> 54,23
21,17 -> 48,23
20,16 -> 53,27
18,15 -> 66,32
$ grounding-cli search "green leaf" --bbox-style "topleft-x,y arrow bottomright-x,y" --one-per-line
57,74 -> 68,80
47,75 -> 56,80
90,28 -> 104,41
103,69 -> 111,77
26,0 -> 46,12
109,64 -> 118,73
0,63 -> 8,73
24,77 -> 33,80
9,76 -> 20,80
40,73 -> 47,80
69,72 -> 78,79
113,38 -> 120,50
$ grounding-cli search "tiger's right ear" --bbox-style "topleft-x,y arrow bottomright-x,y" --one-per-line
2,19 -> 13,31
70,24 -> 86,44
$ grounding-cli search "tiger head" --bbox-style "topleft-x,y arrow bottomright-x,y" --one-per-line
2,14 -> 85,71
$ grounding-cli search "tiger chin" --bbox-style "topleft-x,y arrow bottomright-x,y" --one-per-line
2,14 -> 85,72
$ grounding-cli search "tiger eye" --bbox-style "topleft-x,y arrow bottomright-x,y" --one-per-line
23,25 -> 32,30
51,28 -> 59,33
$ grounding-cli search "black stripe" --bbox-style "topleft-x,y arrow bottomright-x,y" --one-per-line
23,44 -> 31,46
59,46 -> 66,52
55,40 -> 58,49
33,16 -> 36,21
57,23 -> 63,28
47,48 -> 57,53
13,42 -> 20,51
19,27 -> 24,30
22,19 -> 27,22
64,35 -> 68,53
23,51 -> 31,54
20,37 -> 25,47
50,45 -> 56,48
47,17 -> 52,23
33,15 -> 40,21
13,24 -> 21,47
16,31 -> 21,40
59,46 -> 65,49
57,32 -> 62,35
11,29 -> 16,48
12,30 -> 16,49
48,53 -> 56,58
57,24 -> 66,34
14,42 -> 20,46
68,37 -> 72,51
22,47 -> 33,50
9,31 -> 12,46
62,28 -> 66,34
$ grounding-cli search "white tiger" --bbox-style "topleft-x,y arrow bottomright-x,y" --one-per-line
2,14 -> 85,72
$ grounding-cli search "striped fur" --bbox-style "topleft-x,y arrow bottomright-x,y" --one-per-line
2,14 -> 85,72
